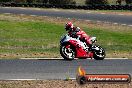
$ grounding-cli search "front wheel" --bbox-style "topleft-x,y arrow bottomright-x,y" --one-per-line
92,45 -> 105,60
60,43 -> 75,60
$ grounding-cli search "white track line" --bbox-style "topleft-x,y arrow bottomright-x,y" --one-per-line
85,20 -> 91,22
57,17 -> 61,19
4,13 -> 11,15
43,16 -> 48,17
104,22 -> 110,24
70,11 -> 76,12
105,58 -> 128,59
1,78 -> 77,80
97,21 -> 101,23
2,79 -> 39,81
20,58 -> 128,60
118,14 -> 124,16
113,23 -> 118,25
20,14 -> 25,16
101,13 -> 106,14
53,9 -> 60,11
68,78 -> 76,80
128,25 -> 132,27
121,24 -> 127,26
30,15 -> 37,17
20,58 -> 63,60
20,8 -> 26,10
4,7 -> 10,9
86,12 -> 92,13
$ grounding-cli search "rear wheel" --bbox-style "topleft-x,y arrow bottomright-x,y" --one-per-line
93,45 -> 105,60
60,43 -> 75,60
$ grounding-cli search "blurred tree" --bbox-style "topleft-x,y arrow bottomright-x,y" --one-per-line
41,0 -> 48,3
36,0 -> 48,3
116,0 -> 122,5
14,0 -> 26,3
125,0 -> 132,4
49,0 -> 76,4
11,0 -> 46,3
85,0 -> 109,5
26,0 -> 33,3
0,0 -> 76,4
0,0 -> 12,2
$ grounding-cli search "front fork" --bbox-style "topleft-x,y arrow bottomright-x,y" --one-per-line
65,45 -> 72,53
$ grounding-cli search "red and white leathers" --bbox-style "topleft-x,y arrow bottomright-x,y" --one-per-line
65,22 -> 92,46
68,27 -> 92,46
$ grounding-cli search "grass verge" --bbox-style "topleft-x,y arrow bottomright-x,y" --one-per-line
0,14 -> 132,59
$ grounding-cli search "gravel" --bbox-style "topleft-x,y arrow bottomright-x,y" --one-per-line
0,80 -> 131,88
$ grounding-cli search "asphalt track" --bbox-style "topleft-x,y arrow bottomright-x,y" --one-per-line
0,7 -> 132,25
0,59 -> 132,80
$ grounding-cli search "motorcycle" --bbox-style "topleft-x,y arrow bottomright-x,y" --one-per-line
60,34 -> 105,60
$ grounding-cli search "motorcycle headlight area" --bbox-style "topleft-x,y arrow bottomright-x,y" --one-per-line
90,37 -> 97,43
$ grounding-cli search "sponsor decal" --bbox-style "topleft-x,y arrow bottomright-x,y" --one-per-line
76,66 -> 131,84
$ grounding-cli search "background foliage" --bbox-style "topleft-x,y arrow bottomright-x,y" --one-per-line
85,0 -> 109,5
0,0 -> 131,5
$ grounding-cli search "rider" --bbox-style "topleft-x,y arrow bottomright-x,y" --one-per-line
65,22 -> 92,49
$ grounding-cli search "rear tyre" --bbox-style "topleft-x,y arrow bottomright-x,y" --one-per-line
60,43 -> 75,60
93,45 -> 105,60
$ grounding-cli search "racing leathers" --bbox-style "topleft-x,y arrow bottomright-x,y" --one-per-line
68,27 -> 92,48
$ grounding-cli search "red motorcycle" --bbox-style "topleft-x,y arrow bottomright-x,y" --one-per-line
60,34 -> 105,60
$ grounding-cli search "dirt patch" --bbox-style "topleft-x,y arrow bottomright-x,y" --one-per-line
0,80 -> 131,88
1,51 -> 131,59
106,52 -> 132,59
0,52 -> 60,59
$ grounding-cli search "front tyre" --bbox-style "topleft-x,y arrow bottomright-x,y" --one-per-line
60,43 -> 75,60
93,45 -> 105,60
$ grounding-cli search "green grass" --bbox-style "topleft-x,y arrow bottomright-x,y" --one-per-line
83,28 -> 132,52
0,15 -> 132,58
0,21 -> 64,54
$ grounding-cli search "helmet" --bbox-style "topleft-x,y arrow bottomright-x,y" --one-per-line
65,22 -> 73,31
